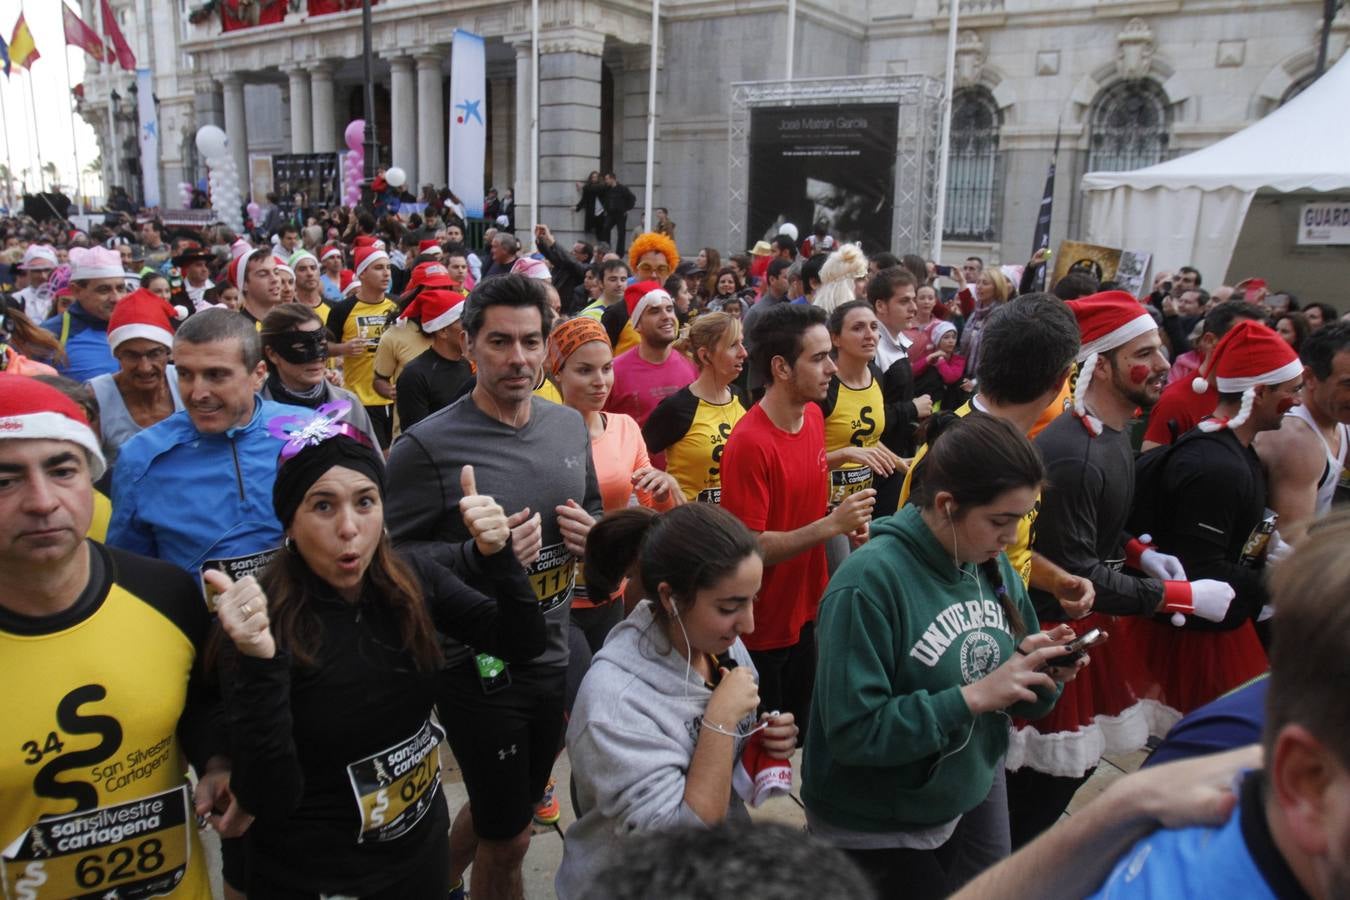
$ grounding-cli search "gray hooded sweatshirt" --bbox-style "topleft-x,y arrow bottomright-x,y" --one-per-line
556,600 -> 757,899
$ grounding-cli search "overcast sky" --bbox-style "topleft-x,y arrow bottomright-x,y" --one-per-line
1,1 -> 106,201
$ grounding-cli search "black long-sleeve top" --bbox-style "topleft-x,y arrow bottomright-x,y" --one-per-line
539,238 -> 588,308
1150,428 -> 1269,630
222,547 -> 543,896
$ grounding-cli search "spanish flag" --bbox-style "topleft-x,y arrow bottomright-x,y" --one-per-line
9,14 -> 39,71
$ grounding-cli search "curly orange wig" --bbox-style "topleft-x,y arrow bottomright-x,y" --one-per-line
628,232 -> 680,271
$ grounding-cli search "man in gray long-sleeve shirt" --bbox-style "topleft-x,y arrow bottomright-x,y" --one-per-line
385,275 -> 602,899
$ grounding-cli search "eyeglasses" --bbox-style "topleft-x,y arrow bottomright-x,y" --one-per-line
635,263 -> 671,279
118,347 -> 170,364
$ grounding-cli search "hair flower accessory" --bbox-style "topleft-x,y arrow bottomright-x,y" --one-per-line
266,399 -> 372,461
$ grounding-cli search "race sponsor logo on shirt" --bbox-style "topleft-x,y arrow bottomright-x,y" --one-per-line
345,719 -> 445,844
527,542 -> 576,613
200,548 -> 280,613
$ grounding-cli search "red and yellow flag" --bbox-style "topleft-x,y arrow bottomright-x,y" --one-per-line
9,14 -> 39,70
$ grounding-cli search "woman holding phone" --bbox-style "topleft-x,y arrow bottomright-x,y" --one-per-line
803,413 -> 1085,899
208,406 -> 544,898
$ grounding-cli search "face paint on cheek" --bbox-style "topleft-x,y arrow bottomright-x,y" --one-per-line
1130,365 -> 1150,384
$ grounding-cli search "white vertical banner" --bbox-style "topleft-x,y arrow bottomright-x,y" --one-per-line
449,29 -> 486,219
136,68 -> 160,208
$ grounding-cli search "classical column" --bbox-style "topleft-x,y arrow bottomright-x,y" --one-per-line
488,63 -> 513,195
619,47 -> 662,227
536,36 -> 604,244
310,63 -> 336,153
415,50 -> 445,189
513,40 -> 532,217
388,56 -> 417,183
284,65 -> 313,154
219,73 -> 250,186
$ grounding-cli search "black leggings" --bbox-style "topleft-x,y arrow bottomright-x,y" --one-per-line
748,622 -> 816,742
1005,765 -> 1095,850
846,843 -> 955,900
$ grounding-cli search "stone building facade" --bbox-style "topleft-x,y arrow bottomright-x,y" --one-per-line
81,0 -> 1346,267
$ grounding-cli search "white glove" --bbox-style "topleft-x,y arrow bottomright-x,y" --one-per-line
1265,530 -> 1292,566
1168,579 -> 1235,626
1139,547 -> 1187,582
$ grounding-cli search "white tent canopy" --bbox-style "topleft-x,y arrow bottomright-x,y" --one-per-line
1080,51 -> 1350,282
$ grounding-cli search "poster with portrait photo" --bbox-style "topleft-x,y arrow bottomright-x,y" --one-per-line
747,104 -> 898,251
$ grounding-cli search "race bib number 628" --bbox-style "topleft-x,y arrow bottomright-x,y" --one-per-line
1,783 -> 192,900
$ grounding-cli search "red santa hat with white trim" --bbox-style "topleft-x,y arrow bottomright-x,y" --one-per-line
1067,290 -> 1159,436
624,280 -> 670,328
0,374 -> 106,479
107,288 -> 183,352
1191,319 -> 1302,432
400,289 -> 466,334
353,245 -> 389,279
226,249 -> 264,295
320,244 -> 344,264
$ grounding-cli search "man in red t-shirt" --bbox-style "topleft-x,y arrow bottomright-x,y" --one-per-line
720,303 -> 876,730
1143,301 -> 1267,449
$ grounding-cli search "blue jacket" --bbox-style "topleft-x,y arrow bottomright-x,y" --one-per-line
41,303 -> 118,383
107,396 -> 306,576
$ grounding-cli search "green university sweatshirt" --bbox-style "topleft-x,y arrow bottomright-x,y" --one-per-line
802,504 -> 1059,832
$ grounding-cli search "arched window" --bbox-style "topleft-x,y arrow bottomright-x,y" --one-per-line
944,87 -> 1000,242
1088,79 -> 1170,172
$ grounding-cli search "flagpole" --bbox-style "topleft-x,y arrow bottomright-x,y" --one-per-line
61,4 -> 86,214
23,70 -> 48,191
930,0 -> 960,262
94,0 -> 120,197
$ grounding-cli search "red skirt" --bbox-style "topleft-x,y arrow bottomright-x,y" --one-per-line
1006,613 -> 1180,778
1115,615 -> 1269,717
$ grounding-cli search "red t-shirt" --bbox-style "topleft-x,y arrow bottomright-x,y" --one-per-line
1144,378 -> 1218,445
720,402 -> 829,652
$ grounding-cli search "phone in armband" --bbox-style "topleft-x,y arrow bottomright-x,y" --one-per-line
1041,628 -> 1105,671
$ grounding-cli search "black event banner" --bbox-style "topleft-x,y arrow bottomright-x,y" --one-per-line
272,153 -> 342,210
747,104 -> 898,251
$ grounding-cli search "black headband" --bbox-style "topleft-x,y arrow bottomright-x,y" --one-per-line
272,433 -> 385,527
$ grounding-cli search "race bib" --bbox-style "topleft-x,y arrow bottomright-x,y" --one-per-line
828,467 -> 874,508
1,783 -> 192,900
696,487 -> 723,504
200,548 -> 280,613
527,542 -> 576,614
346,720 -> 445,844
355,314 -> 387,354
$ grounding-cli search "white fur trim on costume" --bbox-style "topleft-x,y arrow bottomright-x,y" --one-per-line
0,410 -> 107,480
1073,351 -> 1103,436
321,247 -> 344,262
1005,699 -> 1181,778
108,323 -> 174,351
1191,376 -> 1209,394
1215,358 -> 1305,395
422,304 -> 464,334
1076,312 -> 1157,363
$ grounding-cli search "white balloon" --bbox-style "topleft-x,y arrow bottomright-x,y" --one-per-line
196,126 -> 229,160
384,166 -> 407,188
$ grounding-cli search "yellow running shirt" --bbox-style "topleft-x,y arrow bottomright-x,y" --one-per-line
337,297 -> 398,407
0,542 -> 214,900
820,374 -> 886,508
642,386 -> 747,503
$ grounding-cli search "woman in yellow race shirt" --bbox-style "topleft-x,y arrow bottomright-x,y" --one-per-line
818,300 -> 904,570
642,312 -> 748,503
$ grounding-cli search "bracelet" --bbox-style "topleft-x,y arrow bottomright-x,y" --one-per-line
700,719 -> 738,737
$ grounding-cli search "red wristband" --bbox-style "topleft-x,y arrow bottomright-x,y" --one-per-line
1161,580 -> 1193,613
1125,537 -> 1150,570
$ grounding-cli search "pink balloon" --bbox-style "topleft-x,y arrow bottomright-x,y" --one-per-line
246,202 -> 261,220
344,120 -> 366,153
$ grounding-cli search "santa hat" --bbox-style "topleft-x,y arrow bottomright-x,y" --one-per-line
68,247 -> 125,281
0,374 -> 106,479
1067,291 -> 1158,436
404,261 -> 455,296
731,732 -> 793,808
929,319 -> 958,345
226,251 -> 260,295
320,245 -> 344,264
353,235 -> 386,251
339,269 -> 357,296
353,246 -> 389,279
417,239 -> 442,258
510,256 -> 551,281
108,289 -> 182,352
288,249 -> 318,269
624,280 -> 669,328
401,289 -> 466,334
1191,320 -> 1302,432
19,244 -> 58,271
